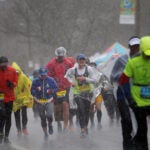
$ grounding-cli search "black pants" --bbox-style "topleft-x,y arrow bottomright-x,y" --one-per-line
14,106 -> 28,131
75,96 -> 91,129
117,86 -> 133,150
54,88 -> 70,105
0,101 -> 13,138
33,101 -> 39,118
117,100 -> 133,149
37,103 -> 53,128
133,107 -> 150,150
102,92 -> 120,120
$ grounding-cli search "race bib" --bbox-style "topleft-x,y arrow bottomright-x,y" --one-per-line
0,93 -> 4,101
38,99 -> 49,103
140,86 -> 150,99
79,85 -> 90,92
56,90 -> 66,98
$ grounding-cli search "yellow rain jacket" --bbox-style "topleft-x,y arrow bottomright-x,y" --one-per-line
12,62 -> 33,112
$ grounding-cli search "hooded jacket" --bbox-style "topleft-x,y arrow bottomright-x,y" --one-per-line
0,65 -> 18,103
46,57 -> 74,91
31,76 -> 58,100
12,62 -> 33,112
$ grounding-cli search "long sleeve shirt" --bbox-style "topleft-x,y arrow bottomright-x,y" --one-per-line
65,65 -> 99,85
0,66 -> 18,102
31,76 -> 58,99
46,57 -> 74,91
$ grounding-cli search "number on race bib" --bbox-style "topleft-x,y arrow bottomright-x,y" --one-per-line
140,86 -> 150,99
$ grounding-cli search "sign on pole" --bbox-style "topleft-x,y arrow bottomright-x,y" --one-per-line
119,0 -> 136,24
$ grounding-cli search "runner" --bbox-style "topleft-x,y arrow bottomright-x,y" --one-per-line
65,57 -> 78,131
0,56 -> 18,144
88,62 -> 103,129
30,70 -> 40,119
46,47 -> 74,132
68,86 -> 78,131
65,53 -> 99,138
120,36 -> 150,150
31,66 -> 58,140
12,62 -> 33,136
111,36 -> 140,150
101,74 -> 119,125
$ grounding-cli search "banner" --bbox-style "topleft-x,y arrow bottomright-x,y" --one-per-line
119,0 -> 136,24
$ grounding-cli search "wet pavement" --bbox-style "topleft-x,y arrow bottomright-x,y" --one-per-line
0,105 -> 150,150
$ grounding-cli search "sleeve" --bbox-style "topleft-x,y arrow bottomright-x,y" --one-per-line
30,80 -> 37,97
50,78 -> 58,93
46,61 -> 55,77
119,73 -> 130,85
110,58 -> 120,82
70,61 -> 74,68
110,55 -> 128,83
119,59 -> 133,85
64,67 -> 75,84
99,73 -> 105,83
13,69 -> 18,87
24,75 -> 32,93
123,59 -> 133,78
119,74 -> 136,108
119,59 -> 137,108
85,67 -> 99,84
65,57 -> 74,68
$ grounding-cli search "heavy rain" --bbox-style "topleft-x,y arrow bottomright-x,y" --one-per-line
0,0 -> 150,150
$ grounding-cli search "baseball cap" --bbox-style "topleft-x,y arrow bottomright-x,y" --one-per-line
140,36 -> 150,56
128,37 -> 140,46
0,56 -> 8,64
0,56 -> 8,67
76,53 -> 86,60
55,47 -> 66,56
39,66 -> 48,76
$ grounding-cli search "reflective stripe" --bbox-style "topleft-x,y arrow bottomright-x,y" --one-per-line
56,90 -> 66,97
0,93 -> 4,100
38,99 -> 49,103
79,84 -> 90,92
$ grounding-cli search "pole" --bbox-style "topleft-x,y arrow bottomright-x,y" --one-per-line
135,0 -> 140,36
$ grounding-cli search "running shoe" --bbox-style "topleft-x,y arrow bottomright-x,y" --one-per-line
80,131 -> 86,138
17,130 -> 22,136
57,122 -> 62,133
22,128 -> 29,135
4,137 -> 11,144
49,125 -> 53,135
44,133 -> 48,141
0,134 -> 3,144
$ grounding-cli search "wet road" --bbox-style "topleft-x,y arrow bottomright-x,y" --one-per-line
0,105 -> 150,150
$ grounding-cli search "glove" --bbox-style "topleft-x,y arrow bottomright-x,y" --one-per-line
33,97 -> 40,104
127,97 -> 137,110
47,89 -> 51,94
37,86 -> 42,91
120,83 -> 137,110
0,101 -> 5,113
6,80 -> 14,88
48,97 -> 53,103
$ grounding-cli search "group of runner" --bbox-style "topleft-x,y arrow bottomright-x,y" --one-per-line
0,35 -> 150,150
31,47 -> 118,139
110,36 -> 150,150
0,46 -> 118,144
